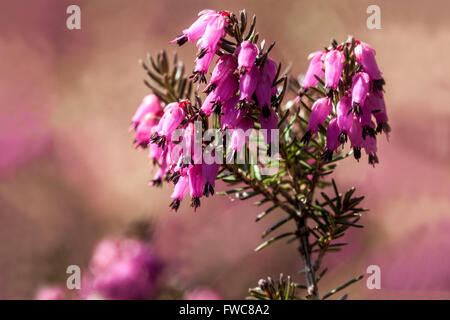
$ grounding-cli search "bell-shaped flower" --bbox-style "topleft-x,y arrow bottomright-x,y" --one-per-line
351,72 -> 370,108
354,41 -> 382,80
336,96 -> 353,133
302,51 -> 325,89
259,106 -> 278,145
202,163 -> 219,197
188,164 -> 204,210
170,174 -> 189,211
237,41 -> 259,73
239,65 -> 260,102
323,117 -> 340,161
204,54 -> 237,93
131,94 -> 162,129
324,50 -> 345,90
305,97 -> 333,135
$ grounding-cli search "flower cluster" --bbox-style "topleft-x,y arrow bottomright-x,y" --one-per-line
300,39 -> 390,166
130,10 -> 281,211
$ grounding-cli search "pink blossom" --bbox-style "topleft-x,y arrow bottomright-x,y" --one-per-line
188,164 -> 203,209
202,163 -> 219,197
133,113 -> 160,149
153,101 -> 186,147
170,174 -> 189,211
324,50 -> 344,90
205,54 -> 237,93
170,10 -> 221,45
201,91 -> 217,116
348,116 -> 363,160
87,238 -> 162,300
259,106 -> 278,145
362,134 -> 379,166
193,46 -> 217,82
35,286 -> 65,300
131,94 -> 162,129
302,51 -> 325,89
230,115 -> 254,152
221,96 -> 240,129
323,117 -> 340,161
354,41 -> 382,80
351,72 -> 370,108
336,96 -> 353,133
237,41 -> 259,73
213,73 -> 238,108
239,65 -> 260,102
256,58 -> 278,108
185,288 -> 222,300
305,97 -> 333,135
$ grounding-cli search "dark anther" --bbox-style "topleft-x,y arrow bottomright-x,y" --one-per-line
326,88 -> 334,98
191,197 -> 201,209
321,149 -> 334,162
362,126 -> 376,140
300,130 -> 312,145
338,132 -> 348,144
151,178 -> 162,187
204,83 -> 216,94
175,35 -> 188,46
373,78 -> 385,91
190,72 -> 207,84
213,102 -> 222,115
169,199 -> 181,211
197,48 -> 208,59
262,105 -> 271,118
368,153 -> 379,166
353,147 -> 361,161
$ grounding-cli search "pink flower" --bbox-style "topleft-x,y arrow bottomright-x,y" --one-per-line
367,91 -> 390,135
133,113 -> 160,149
131,94 -> 162,129
362,134 -> 378,166
193,47 -> 217,83
87,238 -> 162,300
170,174 -> 189,211
230,115 -> 254,152
302,51 -> 325,89
354,41 -> 382,80
202,163 -> 219,197
336,96 -> 353,133
304,97 -> 333,137
237,41 -> 259,73
324,50 -> 344,90
221,96 -> 240,129
35,286 -> 65,300
152,101 -> 187,147
256,58 -> 278,108
185,288 -> 221,300
204,54 -> 237,93
213,73 -> 238,109
259,106 -> 278,145
239,65 -> 260,102
323,117 -> 340,161
348,116 -> 363,160
351,72 -> 370,109
170,10 -> 222,45
201,91 -> 217,116
188,164 -> 203,209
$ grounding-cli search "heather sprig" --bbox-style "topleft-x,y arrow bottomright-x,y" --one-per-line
129,9 -> 390,300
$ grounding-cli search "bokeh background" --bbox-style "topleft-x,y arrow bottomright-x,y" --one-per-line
0,0 -> 449,299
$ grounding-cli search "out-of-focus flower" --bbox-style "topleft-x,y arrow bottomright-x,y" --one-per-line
35,286 -> 65,300
131,94 -> 162,129
185,288 -> 222,300
85,237 -> 162,300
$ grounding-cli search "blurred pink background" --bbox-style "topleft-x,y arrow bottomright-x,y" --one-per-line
0,0 -> 449,299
